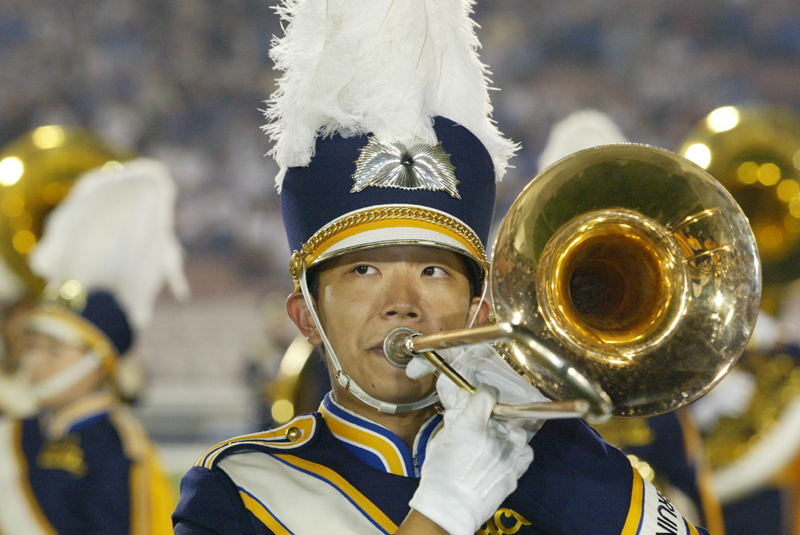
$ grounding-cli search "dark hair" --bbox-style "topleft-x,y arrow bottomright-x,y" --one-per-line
305,252 -> 484,301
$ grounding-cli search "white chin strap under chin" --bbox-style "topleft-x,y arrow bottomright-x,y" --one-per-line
30,353 -> 102,402
299,264 -> 439,415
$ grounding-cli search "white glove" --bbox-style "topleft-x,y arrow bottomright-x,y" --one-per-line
407,344 -> 548,436
409,386 -> 534,535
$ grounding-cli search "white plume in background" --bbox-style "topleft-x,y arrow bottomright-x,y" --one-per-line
29,158 -> 190,330
264,0 -> 518,189
538,109 -> 629,172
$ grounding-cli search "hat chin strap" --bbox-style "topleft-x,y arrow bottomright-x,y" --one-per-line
30,352 -> 102,402
299,265 -> 438,415
0,353 -> 102,418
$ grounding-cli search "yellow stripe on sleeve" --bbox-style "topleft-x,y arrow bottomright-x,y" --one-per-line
621,465 -> 644,535
239,492 -> 294,535
12,422 -> 60,535
274,454 -> 398,534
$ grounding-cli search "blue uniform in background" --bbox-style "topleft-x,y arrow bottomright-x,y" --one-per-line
0,391 -> 176,535
174,393 -> 708,535
618,411 -> 725,534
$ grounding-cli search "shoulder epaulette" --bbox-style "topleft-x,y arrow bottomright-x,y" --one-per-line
195,414 -> 318,469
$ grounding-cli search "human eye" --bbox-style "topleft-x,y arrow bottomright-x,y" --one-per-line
422,266 -> 448,278
353,265 -> 379,275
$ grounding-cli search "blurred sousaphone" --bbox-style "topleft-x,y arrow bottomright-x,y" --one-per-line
266,335 -> 329,425
0,125 -> 132,298
0,125 -> 131,373
385,143 -> 761,421
678,104 -> 800,503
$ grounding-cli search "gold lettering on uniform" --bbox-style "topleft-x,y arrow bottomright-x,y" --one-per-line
476,508 -> 532,535
37,435 -> 87,477
476,520 -> 501,535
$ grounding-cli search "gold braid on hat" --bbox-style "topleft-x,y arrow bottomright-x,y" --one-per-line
289,206 -> 488,290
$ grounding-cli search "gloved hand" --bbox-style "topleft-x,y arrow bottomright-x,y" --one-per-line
409,386 -> 534,535
407,343 -> 548,436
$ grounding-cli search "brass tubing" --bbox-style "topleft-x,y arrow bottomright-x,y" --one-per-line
417,347 -> 595,420
501,326 -> 613,423
391,323 -> 614,422
492,400 -> 590,420
418,351 -> 476,394
410,323 -> 512,350
415,348 -> 597,420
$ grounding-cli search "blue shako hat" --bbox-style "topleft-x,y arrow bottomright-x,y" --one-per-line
265,0 -> 519,290
281,116 -> 497,283
79,290 -> 134,356
27,286 -> 134,364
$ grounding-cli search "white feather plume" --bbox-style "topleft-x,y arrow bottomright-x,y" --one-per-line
538,109 -> 630,172
28,158 -> 189,330
264,0 -> 518,190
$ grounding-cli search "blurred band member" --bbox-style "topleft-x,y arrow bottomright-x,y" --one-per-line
0,157 -> 188,535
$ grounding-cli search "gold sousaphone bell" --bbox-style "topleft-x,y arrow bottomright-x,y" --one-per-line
0,125 -> 132,298
678,104 -> 800,503
384,143 -> 761,422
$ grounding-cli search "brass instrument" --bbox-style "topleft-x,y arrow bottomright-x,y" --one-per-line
0,126 -> 131,374
0,125 -> 131,298
677,104 -> 800,503
266,335 -> 328,425
385,144 -> 761,422
678,104 -> 800,304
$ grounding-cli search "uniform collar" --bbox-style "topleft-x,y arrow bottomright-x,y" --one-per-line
44,390 -> 117,440
320,392 -> 442,478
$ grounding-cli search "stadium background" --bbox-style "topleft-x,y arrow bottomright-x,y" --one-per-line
1,0 -> 798,476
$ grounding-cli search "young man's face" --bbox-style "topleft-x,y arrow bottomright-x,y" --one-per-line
0,300 -> 34,373
20,332 -> 102,410
312,245 -> 486,408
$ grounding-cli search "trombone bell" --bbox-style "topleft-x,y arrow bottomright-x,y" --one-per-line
537,208 -> 686,356
492,144 -> 760,418
384,144 -> 761,420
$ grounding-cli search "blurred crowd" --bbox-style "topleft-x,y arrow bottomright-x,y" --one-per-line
1,0 -> 799,274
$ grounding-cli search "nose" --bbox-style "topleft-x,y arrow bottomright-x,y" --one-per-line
381,270 -> 422,320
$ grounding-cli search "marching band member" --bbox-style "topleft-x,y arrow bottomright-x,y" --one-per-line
173,1 -> 710,534
0,125 -> 127,414
0,158 -> 188,535
0,283 -> 36,419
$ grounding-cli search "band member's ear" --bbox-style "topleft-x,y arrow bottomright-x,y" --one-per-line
468,297 -> 491,327
286,292 -> 322,345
